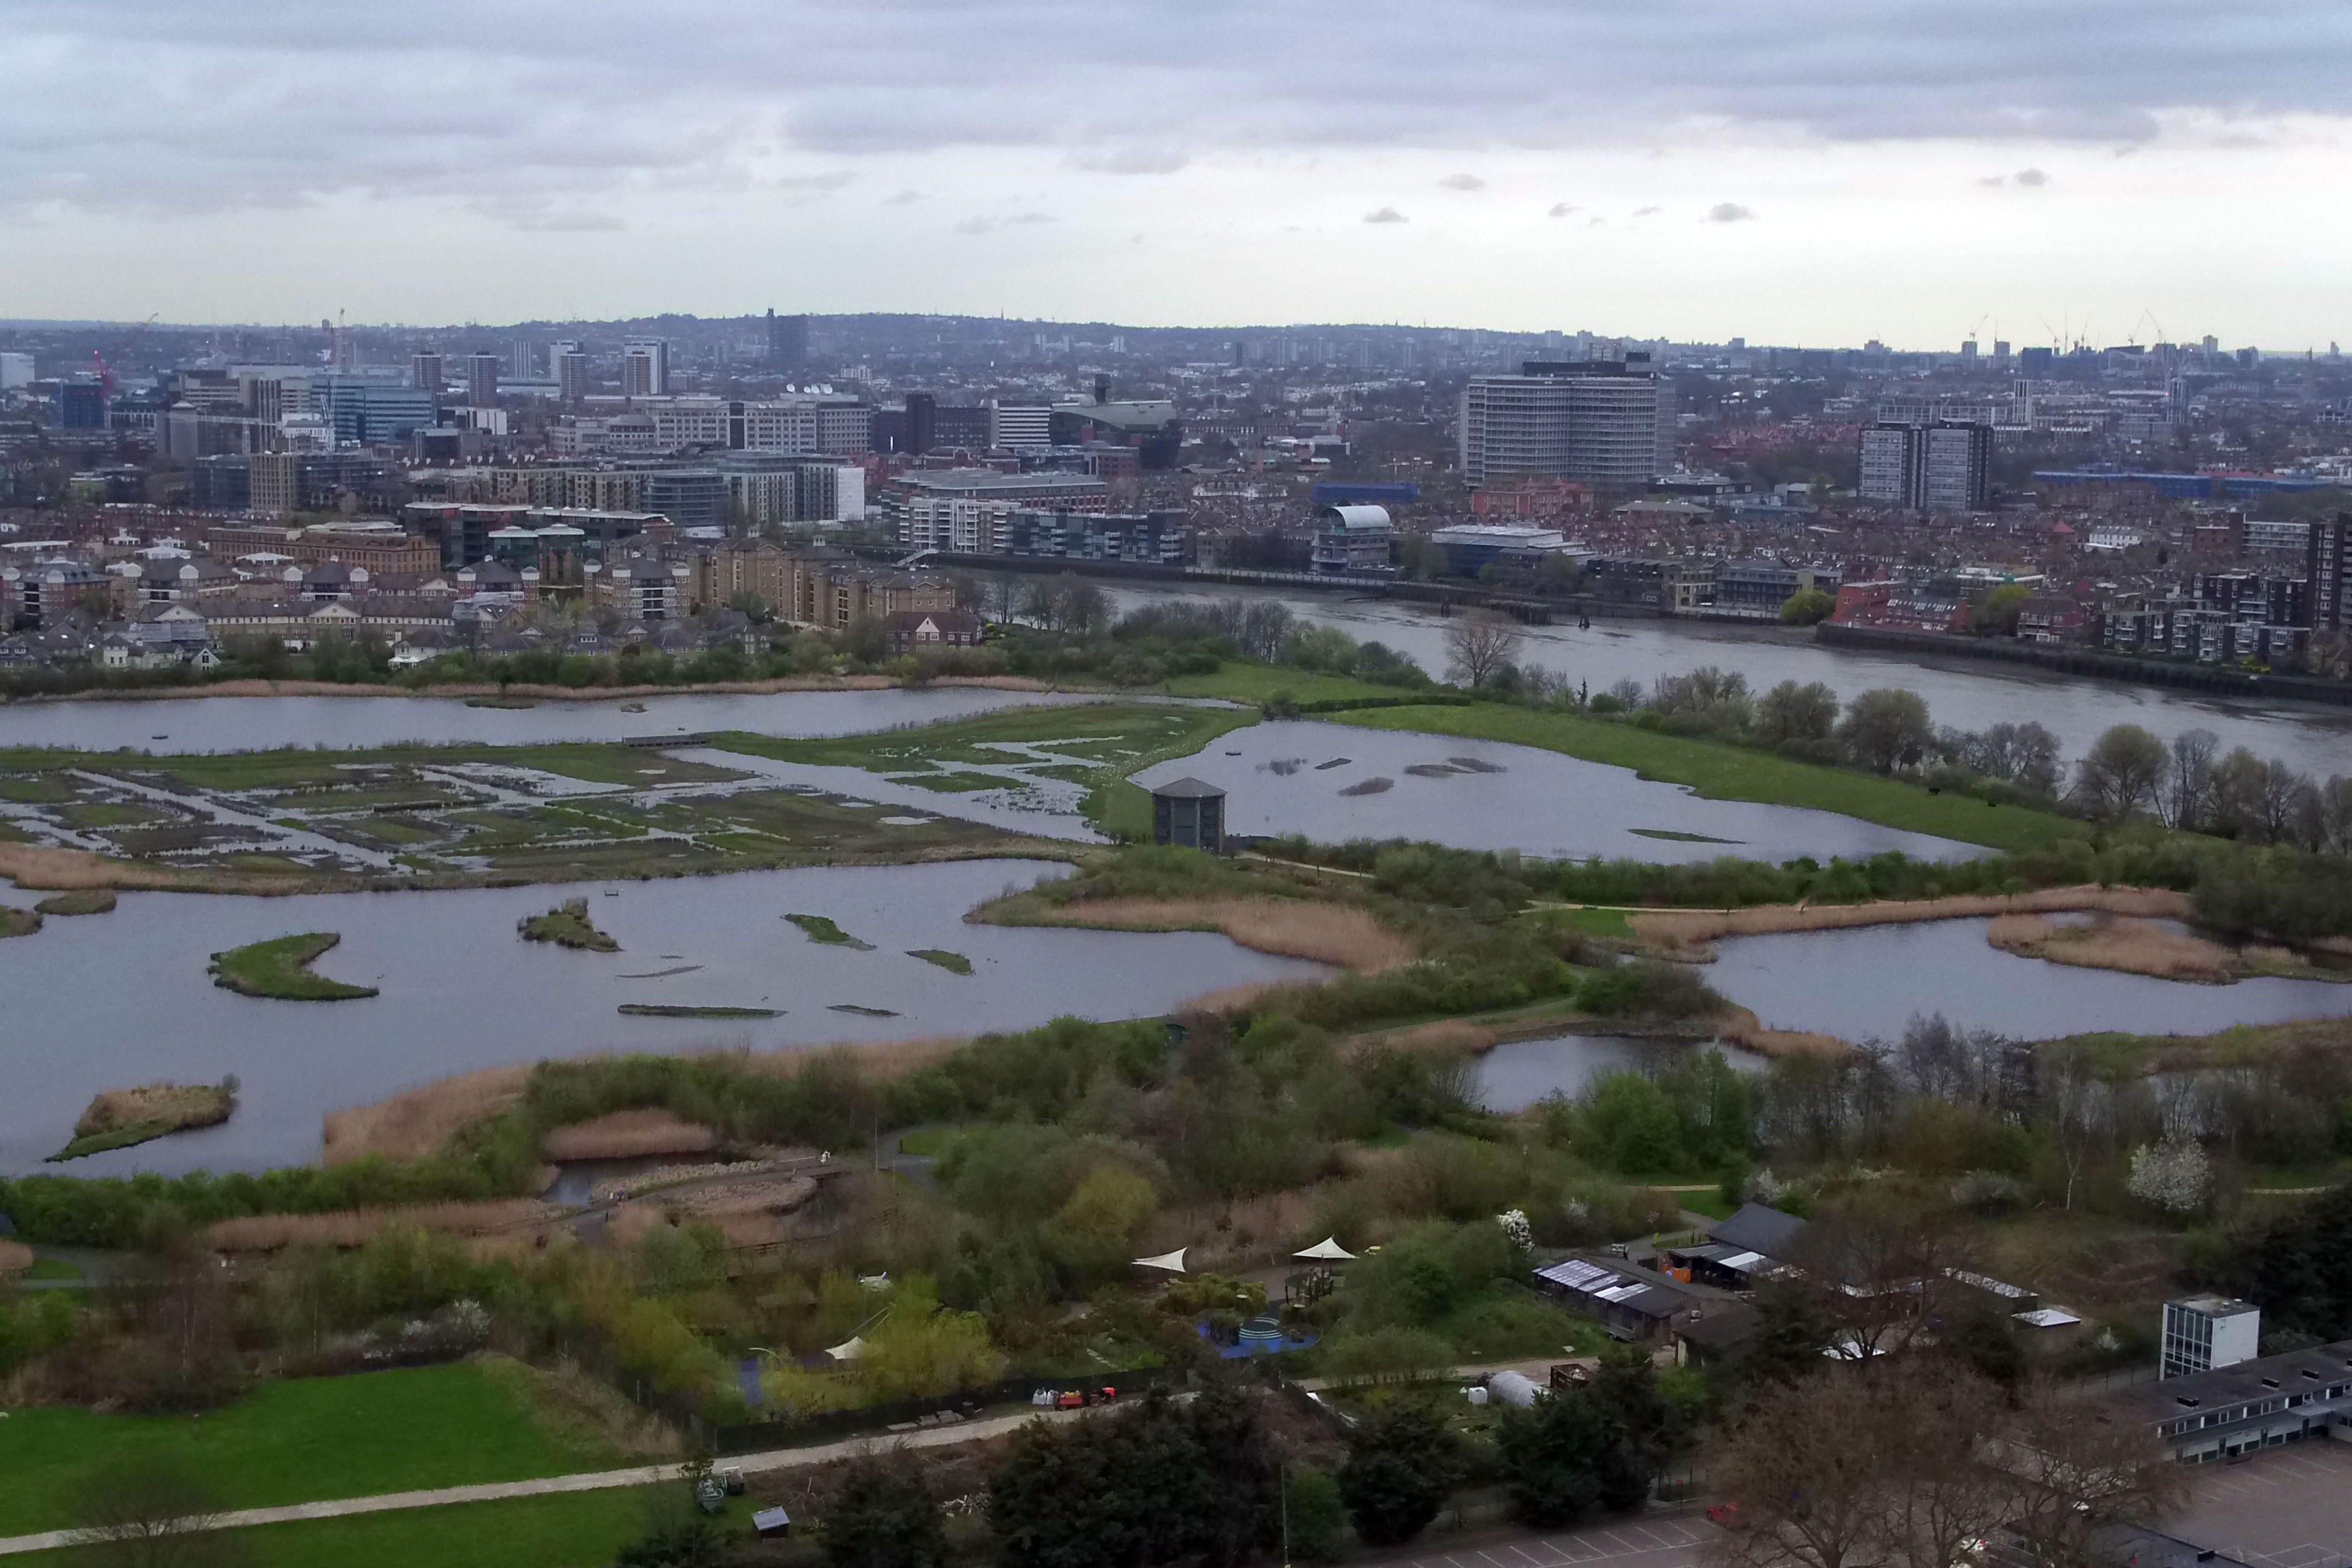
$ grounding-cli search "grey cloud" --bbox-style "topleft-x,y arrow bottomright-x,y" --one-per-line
1705,202 -> 1756,221
1438,173 -> 1486,190
884,189 -> 925,204
2013,166 -> 2049,185
1632,204 -> 1661,216
954,210 -> 1055,234
1069,146 -> 1190,174
504,208 -> 627,231
1548,202 -> 1578,216
1364,207 -> 1409,224
0,0 -> 2345,216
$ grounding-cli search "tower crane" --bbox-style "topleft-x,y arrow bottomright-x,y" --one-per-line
90,313 -> 160,395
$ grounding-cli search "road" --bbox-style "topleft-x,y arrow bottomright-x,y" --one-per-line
1354,1512 -> 1719,1568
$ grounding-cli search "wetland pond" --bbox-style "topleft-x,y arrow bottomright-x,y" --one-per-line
1472,1034 -> 1767,1112
0,858 -> 1325,1177
0,686 -> 1094,754
1131,721 -> 1984,863
1701,919 -> 2352,1044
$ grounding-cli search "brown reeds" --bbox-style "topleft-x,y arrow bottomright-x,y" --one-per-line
0,1239 -> 32,1275
0,842 -> 325,895
322,1064 -> 531,1165
1354,1018 -> 1499,1057
1020,897 -> 1418,971
1986,913 -> 2237,983
539,1109 -> 718,1162
1628,885 -> 2194,959
73,1083 -> 231,1139
1715,1007 -> 1856,1058
203,1198 -> 551,1252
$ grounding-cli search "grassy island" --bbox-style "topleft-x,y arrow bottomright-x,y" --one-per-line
50,1080 -> 235,1161
785,913 -> 874,950
33,888 -> 116,915
517,899 -> 620,953
907,948 -> 975,974
209,932 -> 379,1000
0,905 -> 41,938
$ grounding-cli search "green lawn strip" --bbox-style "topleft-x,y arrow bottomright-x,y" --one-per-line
9,1486 -> 657,1568
0,1363 -> 624,1537
786,913 -> 874,949
208,932 -> 378,1000
1157,665 -> 1407,705
907,948 -> 975,974
1,905 -> 42,938
1331,704 -> 2089,853
519,899 -> 622,953
23,1257 -> 82,1281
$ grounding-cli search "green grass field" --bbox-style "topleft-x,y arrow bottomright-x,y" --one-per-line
0,1363 -> 625,1539
1157,664 -> 1408,705
9,1488 -> 656,1568
1331,704 -> 2091,853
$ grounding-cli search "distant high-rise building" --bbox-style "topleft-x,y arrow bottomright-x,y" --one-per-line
904,392 -> 937,455
509,339 -> 536,379
1960,338 -> 1979,363
465,352 -> 503,408
553,343 -> 589,403
411,352 -> 444,395
2306,513 -> 2349,630
1857,417 -> 1991,511
1992,339 -> 2011,362
766,310 -> 808,371
989,401 -> 1053,448
623,338 -> 669,397
1457,357 -> 1672,489
53,380 -> 107,430
1,351 -> 36,390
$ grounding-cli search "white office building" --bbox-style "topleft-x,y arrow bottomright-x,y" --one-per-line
988,401 -> 1053,448
623,338 -> 670,397
0,352 -> 35,391
2162,1295 -> 2263,1379
1459,358 -> 1673,489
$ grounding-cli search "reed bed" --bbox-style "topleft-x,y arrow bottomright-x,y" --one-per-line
322,1064 -> 532,1165
1629,885 -> 2193,958
0,842 -> 320,895
1715,1007 -> 1855,1059
1357,1018 -> 1499,1058
539,1108 -> 719,1161
1986,913 -> 2237,983
0,1239 -> 32,1275
203,1198 -> 551,1252
1021,896 -> 1417,972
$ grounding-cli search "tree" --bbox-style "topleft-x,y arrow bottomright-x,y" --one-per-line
2127,1139 -> 2212,1215
1876,1365 -> 2012,1568
824,1451 -> 946,1568
1339,1403 -> 1460,1546
1283,1469 -> 1348,1562
1756,681 -> 1839,748
1968,583 -> 2032,636
66,1461 -> 236,1568
1835,689 -> 1933,774
1711,1371 -> 1892,1568
1443,613 -> 1523,688
2072,724 -> 2167,821
2235,1182 -> 2352,1339
1581,1071 -> 1685,1175
1495,1388 -> 1641,1527
1779,586 -> 1835,625
1999,1383 -> 2185,1566
2163,728 -> 2220,830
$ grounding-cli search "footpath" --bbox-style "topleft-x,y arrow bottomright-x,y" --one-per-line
0,1403 -> 1077,1556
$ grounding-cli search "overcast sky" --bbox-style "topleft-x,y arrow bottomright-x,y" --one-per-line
3,1 -> 2347,347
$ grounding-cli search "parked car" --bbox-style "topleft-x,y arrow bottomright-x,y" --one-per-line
1705,1503 -> 1748,1531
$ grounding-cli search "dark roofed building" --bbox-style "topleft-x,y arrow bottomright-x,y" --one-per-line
1151,777 -> 1225,854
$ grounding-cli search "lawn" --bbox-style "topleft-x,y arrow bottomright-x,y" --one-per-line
0,1362 -> 625,1538
1332,704 -> 2091,853
1158,664 -> 1409,706
9,1488 -> 656,1568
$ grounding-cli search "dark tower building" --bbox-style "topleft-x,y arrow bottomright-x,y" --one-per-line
765,310 -> 809,372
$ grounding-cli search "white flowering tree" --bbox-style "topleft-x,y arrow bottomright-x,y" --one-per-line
1495,1208 -> 1533,1252
2127,1139 -> 2212,1215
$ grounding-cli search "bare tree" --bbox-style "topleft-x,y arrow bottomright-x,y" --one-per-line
1880,1364 -> 2013,1568
1710,1372 -> 1890,1568
2163,728 -> 2219,830
2038,1045 -> 2104,1211
1995,1382 -> 2185,1567
69,1461 -> 238,1568
1443,612 -> 1524,688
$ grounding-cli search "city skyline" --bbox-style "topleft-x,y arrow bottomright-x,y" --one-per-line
4,1 -> 2349,348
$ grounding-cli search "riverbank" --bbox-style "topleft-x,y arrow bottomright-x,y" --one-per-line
1816,622 -> 2352,709
0,672 -> 1058,706
1625,886 -> 2194,959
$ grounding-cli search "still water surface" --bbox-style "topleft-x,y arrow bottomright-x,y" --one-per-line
1132,720 -> 1981,863
1472,1034 -> 1767,1112
0,686 -> 1092,754
1106,585 -> 2352,778
1701,919 -> 2352,1044
0,859 -> 1324,1177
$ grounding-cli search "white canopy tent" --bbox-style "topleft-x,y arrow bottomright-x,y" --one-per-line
823,1336 -> 869,1362
1132,1248 -> 1189,1274
1292,1237 -> 1357,1262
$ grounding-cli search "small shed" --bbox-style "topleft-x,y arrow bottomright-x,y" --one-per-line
1151,777 -> 1226,853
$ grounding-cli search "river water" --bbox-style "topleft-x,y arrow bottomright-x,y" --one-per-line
1131,720 -> 1980,863
0,859 -> 1324,1177
1104,584 -> 2352,778
1701,919 -> 2352,1045
0,686 -> 1096,754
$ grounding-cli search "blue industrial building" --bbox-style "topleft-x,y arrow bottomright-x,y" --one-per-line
2032,470 -> 2334,500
